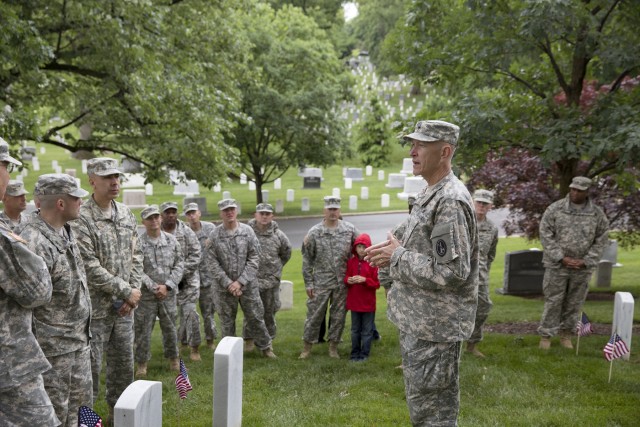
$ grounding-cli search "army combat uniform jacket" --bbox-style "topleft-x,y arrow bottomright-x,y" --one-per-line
138,231 -> 184,300
163,220 -> 200,304
248,218 -> 292,290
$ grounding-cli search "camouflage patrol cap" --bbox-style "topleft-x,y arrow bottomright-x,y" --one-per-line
473,189 -> 494,204
34,173 -> 89,198
160,201 -> 178,212
86,157 -> 122,176
0,137 -> 22,166
183,202 -> 199,215
403,120 -> 460,146
569,176 -> 592,191
141,204 -> 161,219
256,203 -> 274,213
5,180 -> 28,196
323,196 -> 341,209
217,198 -> 238,210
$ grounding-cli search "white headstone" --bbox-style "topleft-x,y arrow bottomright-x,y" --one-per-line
386,173 -> 407,189
361,187 -> 369,200
274,178 -> 281,190
248,181 -> 256,191
332,188 -> 340,198
398,176 -> 427,200
64,169 -> 76,178
173,180 -> 200,196
114,380 -> 162,427
213,182 -> 222,192
81,159 -> 87,174
344,178 -> 352,189
240,173 -> 247,185
302,167 -> 322,178
400,158 -> 414,174
122,173 -> 146,188
222,191 -> 231,200
122,189 -> 147,209
301,198 -> 310,212
261,190 -> 269,202
279,280 -> 293,310
15,174 -> 23,183
40,146 -> 46,154
213,337 -> 244,427
381,194 -> 390,208
54,165 -> 62,174
32,157 -> 40,171
286,189 -> 294,202
365,165 -> 373,176
51,160 -> 58,169
345,168 -> 364,181
145,183 -> 153,196
612,292 -> 634,361
275,199 -> 284,214
349,195 -> 358,210
20,168 -> 28,177
377,170 -> 385,181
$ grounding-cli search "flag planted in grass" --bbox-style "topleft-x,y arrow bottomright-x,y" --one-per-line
78,405 -> 103,427
175,358 -> 193,399
576,312 -> 593,337
603,333 -> 629,362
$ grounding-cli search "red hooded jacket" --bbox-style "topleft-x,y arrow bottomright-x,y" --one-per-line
344,233 -> 380,312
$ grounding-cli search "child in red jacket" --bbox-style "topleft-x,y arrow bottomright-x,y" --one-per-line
344,233 -> 380,361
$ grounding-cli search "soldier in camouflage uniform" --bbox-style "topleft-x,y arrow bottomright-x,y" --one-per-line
0,180 -> 30,231
466,189 -> 498,358
19,174 -> 92,427
366,120 -> 479,426
243,203 -> 292,350
299,196 -> 359,359
160,201 -> 202,361
184,202 -> 218,349
206,198 -> 276,358
135,205 -> 184,377
538,176 -> 609,350
71,157 -> 143,423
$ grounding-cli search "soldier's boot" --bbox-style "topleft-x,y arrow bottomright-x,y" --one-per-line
328,341 -> 340,359
244,339 -> 255,353
207,339 -> 216,350
190,346 -> 201,361
169,358 -> 180,371
135,362 -> 147,378
539,337 -> 551,350
299,341 -> 313,359
560,336 -> 574,349
262,347 -> 277,359
466,342 -> 486,358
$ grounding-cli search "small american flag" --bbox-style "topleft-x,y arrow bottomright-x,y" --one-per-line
78,405 -> 103,427
603,333 -> 630,362
576,312 -> 593,337
175,358 -> 193,399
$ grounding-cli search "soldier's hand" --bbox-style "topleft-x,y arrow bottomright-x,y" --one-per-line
228,281 -> 242,296
127,288 -> 142,306
155,284 -> 168,300
365,232 -> 400,268
118,302 -> 133,317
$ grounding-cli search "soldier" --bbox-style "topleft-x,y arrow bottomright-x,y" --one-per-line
0,180 -> 29,231
72,157 -> 143,424
135,205 -> 184,377
244,203 -> 292,350
466,189 -> 499,358
184,202 -> 218,349
207,198 -> 276,358
299,196 -> 359,359
538,176 -> 609,350
366,120 -> 479,426
160,201 -> 202,361
19,173 -> 92,427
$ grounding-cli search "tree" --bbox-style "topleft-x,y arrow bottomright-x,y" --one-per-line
353,96 -> 393,167
227,3 -> 350,204
0,0 -> 251,186
382,0 -> 640,244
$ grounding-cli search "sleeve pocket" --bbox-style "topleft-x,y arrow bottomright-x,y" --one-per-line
431,222 -> 457,264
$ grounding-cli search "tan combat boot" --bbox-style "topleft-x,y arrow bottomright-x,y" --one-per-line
328,341 -> 340,359
135,362 -> 147,378
539,337 -> 551,350
169,358 -> 180,371
560,336 -> 574,349
466,342 -> 486,358
244,339 -> 255,353
190,346 -> 201,361
262,347 -> 277,359
299,341 -> 313,359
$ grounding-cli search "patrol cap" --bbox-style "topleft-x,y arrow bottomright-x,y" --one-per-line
86,157 -> 122,176
403,120 -> 460,146
473,189 -> 494,204
5,180 -> 28,196
0,137 -> 22,166
323,196 -> 341,209
160,201 -> 178,212
183,202 -> 199,215
218,198 -> 238,210
34,173 -> 89,198
569,176 -> 592,191
141,204 -> 161,219
256,203 -> 274,213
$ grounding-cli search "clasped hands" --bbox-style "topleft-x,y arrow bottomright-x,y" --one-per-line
118,288 -> 142,317
562,256 -> 586,270
227,281 -> 243,297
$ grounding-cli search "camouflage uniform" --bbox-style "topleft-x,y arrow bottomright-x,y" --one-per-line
135,230 -> 184,363
0,210 -> 29,232
538,194 -> 609,337
0,180 -> 29,232
468,218 -> 498,344
301,219 -> 359,343
72,197 -> 144,408
245,218 -> 292,339
0,221 -> 59,426
162,219 -> 201,347
207,222 -> 273,350
192,220 -> 218,343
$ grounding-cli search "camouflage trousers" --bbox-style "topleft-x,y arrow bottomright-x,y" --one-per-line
178,302 -> 201,348
135,295 -> 178,363
302,286 -> 347,344
217,287 -> 272,351
90,314 -> 134,408
399,332 -> 462,427
468,284 -> 493,343
538,267 -> 592,338
0,374 -> 60,426
199,285 -> 218,342
42,346 -> 92,427
243,286 -> 280,340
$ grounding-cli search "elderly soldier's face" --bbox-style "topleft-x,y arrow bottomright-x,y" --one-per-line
143,213 -> 161,232
185,209 -> 201,225
0,161 -> 10,198
409,139 -> 445,179
161,208 -> 178,227
90,173 -> 121,200
569,188 -> 588,204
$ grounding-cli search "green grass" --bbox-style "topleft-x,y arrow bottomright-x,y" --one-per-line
88,239 -> 639,426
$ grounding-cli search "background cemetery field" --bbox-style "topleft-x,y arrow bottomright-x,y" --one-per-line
89,237 -> 639,426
